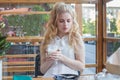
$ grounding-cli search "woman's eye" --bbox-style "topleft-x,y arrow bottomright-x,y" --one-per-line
67,20 -> 70,23
59,19 -> 71,23
59,20 -> 64,23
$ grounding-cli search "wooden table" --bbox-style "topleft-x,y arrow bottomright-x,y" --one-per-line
33,76 -> 54,80
33,75 -> 95,80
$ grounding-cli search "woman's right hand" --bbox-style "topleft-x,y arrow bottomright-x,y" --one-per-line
45,51 -> 55,64
46,50 -> 65,62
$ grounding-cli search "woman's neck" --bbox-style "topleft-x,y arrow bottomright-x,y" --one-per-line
57,32 -> 68,38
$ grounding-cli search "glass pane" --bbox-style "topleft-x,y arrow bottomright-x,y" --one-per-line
0,4 -> 51,36
83,67 -> 96,74
82,4 -> 96,37
3,42 -> 40,78
85,41 -> 96,64
107,41 -> 120,57
81,3 -> 97,74
106,0 -> 120,38
1,2 -> 98,78
2,14 -> 49,36
0,4 -> 52,11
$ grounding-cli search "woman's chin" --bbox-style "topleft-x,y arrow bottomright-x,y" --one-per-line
63,30 -> 69,33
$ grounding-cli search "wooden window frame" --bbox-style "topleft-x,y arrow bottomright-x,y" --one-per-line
1,0 -> 119,74
0,0 -> 101,74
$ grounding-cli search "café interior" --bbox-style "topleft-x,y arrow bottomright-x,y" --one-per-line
0,0 -> 120,80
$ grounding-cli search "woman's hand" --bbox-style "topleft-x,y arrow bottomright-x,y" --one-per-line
46,50 -> 65,62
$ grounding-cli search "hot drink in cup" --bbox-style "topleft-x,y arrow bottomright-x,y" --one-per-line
47,45 -> 59,54
47,45 -> 61,64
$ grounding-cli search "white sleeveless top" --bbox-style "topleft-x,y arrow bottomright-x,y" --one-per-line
43,35 -> 78,77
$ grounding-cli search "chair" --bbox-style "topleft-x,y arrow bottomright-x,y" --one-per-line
34,54 -> 43,77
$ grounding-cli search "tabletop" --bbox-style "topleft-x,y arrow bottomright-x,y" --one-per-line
33,76 -> 54,80
32,75 -> 95,80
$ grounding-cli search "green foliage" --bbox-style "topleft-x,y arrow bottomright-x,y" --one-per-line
0,36 -> 11,56
113,42 -> 120,52
0,22 -> 5,29
4,5 -> 49,36
82,18 -> 96,35
0,21 -> 11,56
32,5 -> 45,11
110,18 -> 117,32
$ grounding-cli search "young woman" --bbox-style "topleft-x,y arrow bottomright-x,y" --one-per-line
40,2 -> 85,77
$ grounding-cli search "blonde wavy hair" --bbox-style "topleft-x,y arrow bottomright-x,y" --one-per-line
41,2 -> 84,54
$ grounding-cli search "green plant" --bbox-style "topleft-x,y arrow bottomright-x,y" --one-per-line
0,21 -> 10,56
82,18 -> 96,36
4,5 -> 49,36
110,18 -> 117,33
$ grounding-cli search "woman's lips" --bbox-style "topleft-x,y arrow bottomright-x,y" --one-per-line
63,28 -> 67,30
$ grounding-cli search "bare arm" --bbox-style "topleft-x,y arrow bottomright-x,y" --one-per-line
50,39 -> 85,72
61,45 -> 85,72
40,36 -> 85,73
60,41 -> 85,72
40,51 -> 54,74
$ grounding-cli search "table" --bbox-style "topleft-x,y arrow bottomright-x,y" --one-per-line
33,76 -> 54,80
33,75 -> 95,80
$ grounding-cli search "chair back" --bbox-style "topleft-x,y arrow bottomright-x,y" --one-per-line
34,54 -> 43,77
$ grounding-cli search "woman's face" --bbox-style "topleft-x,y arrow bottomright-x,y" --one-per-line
57,12 -> 73,36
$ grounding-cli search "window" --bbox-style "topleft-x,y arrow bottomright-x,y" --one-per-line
104,0 -> 120,64
1,1 -> 118,79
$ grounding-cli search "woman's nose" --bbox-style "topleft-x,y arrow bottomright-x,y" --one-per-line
64,21 -> 67,26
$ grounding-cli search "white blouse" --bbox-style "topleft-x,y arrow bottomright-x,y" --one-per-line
43,35 -> 78,77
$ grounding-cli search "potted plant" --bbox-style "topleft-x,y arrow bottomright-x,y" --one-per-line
0,21 -> 10,56
0,20 -> 10,80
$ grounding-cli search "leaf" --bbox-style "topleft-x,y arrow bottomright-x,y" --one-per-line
0,36 -> 6,40
0,36 -> 11,56
0,39 -> 6,47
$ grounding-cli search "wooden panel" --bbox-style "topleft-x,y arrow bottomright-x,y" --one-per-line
103,0 -> 107,68
3,76 -> 12,80
75,4 -> 82,35
85,64 -> 98,67
6,36 -> 44,42
96,0 -> 104,73
0,56 -> 3,59
3,66 -> 35,72
2,53 -> 36,80
83,38 -> 96,41
5,54 -> 37,58
6,36 -> 97,42
0,0 -> 95,4
104,37 -> 120,42
3,61 -> 35,66
33,77 -> 54,80
0,11 -> 50,15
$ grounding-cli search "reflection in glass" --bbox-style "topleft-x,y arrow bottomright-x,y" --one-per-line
107,41 -> 120,57
106,0 -> 120,38
82,4 -> 96,37
1,4 -> 52,36
2,14 -> 49,36
81,3 -> 96,75
83,67 -> 96,74
84,41 -> 96,64
3,42 -> 40,78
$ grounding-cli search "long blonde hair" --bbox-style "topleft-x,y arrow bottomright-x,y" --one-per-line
41,2 -> 84,54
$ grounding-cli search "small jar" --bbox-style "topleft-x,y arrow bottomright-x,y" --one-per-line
95,68 -> 107,80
